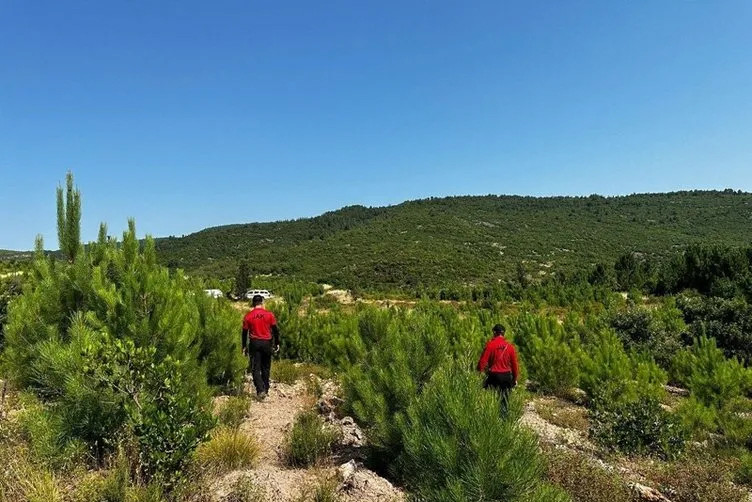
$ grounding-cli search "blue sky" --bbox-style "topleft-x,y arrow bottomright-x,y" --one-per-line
1,1 -> 751,250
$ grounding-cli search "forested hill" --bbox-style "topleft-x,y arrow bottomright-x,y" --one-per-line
154,191 -> 752,289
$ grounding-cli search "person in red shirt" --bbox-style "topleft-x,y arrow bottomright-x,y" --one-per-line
477,324 -> 519,402
242,295 -> 280,399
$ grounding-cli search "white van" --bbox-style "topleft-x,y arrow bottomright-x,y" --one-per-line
244,289 -> 273,300
203,289 -> 224,299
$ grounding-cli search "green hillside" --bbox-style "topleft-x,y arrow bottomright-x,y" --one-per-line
141,190 -> 740,287
153,190 -> 752,289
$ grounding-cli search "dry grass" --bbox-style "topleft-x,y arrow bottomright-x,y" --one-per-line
536,400 -> 589,432
647,457 -> 747,502
544,447 -> 634,502
271,360 -> 331,385
194,427 -> 260,475
224,474 -> 267,502
293,476 -> 340,502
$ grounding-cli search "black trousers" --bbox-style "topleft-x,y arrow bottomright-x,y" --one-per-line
249,338 -> 272,395
484,371 -> 515,408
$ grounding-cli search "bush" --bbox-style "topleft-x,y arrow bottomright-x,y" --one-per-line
675,397 -> 718,438
589,395 -> 687,459
17,399 -> 87,471
194,427 -> 260,474
284,410 -> 340,467
610,300 -> 684,367
513,315 -> 580,397
735,451 -> 752,487
544,448 -> 633,502
580,329 -> 667,406
217,395 -> 251,429
671,336 -> 751,410
397,363 -> 552,502
1,175 -> 244,492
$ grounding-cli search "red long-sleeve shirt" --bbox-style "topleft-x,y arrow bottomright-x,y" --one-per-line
477,335 -> 519,381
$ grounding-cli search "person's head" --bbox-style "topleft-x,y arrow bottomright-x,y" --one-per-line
492,324 -> 505,337
252,295 -> 264,307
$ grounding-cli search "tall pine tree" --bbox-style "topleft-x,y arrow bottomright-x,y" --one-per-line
235,259 -> 251,297
56,171 -> 82,262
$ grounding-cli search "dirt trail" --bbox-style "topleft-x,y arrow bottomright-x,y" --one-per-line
212,378 -> 404,502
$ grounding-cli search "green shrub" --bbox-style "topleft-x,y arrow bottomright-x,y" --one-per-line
610,299 -> 685,368
544,448 -> 632,502
79,338 -> 216,485
580,329 -> 666,406
17,399 -> 87,471
217,395 -> 251,429
194,427 -> 260,474
671,336 -> 751,410
397,363 -> 552,502
513,315 -> 580,397
675,397 -> 718,438
589,395 -> 687,459
1,174 -> 245,492
284,410 -> 340,467
735,451 -> 752,487
271,359 -> 303,384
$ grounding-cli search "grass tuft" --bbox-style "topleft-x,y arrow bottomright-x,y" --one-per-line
272,360 -> 331,385
284,411 -> 340,467
217,395 -> 252,429
195,427 -> 260,474
293,476 -> 340,502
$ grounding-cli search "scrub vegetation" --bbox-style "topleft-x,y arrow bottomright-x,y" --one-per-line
2,175 -> 752,500
153,190 -> 752,291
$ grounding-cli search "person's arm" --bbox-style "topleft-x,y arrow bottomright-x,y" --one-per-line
477,342 -> 491,372
241,316 -> 249,353
270,312 -> 280,351
272,324 -> 280,351
510,345 -> 520,385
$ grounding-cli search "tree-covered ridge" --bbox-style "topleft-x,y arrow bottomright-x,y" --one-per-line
155,190 -> 752,288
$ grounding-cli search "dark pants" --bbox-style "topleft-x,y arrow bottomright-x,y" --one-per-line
484,371 -> 515,411
249,338 -> 272,395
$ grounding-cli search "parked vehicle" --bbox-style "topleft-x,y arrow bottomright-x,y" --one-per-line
203,288 -> 224,298
244,289 -> 273,299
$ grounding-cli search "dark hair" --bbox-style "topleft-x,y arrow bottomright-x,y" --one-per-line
252,295 -> 264,306
492,324 -> 505,334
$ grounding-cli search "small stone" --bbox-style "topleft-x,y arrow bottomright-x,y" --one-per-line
629,482 -> 671,502
338,459 -> 358,484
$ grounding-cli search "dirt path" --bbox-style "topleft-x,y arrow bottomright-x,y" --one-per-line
212,378 -> 404,502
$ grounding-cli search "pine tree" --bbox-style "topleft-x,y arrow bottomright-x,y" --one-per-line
235,259 -> 251,297
56,171 -> 82,262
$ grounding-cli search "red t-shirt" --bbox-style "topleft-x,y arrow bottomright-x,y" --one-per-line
477,335 -> 519,380
243,307 -> 277,341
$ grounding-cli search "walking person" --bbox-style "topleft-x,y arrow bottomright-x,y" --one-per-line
242,295 -> 280,399
477,324 -> 519,409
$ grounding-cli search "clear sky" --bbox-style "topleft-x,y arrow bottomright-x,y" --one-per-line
1,1 -> 751,250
